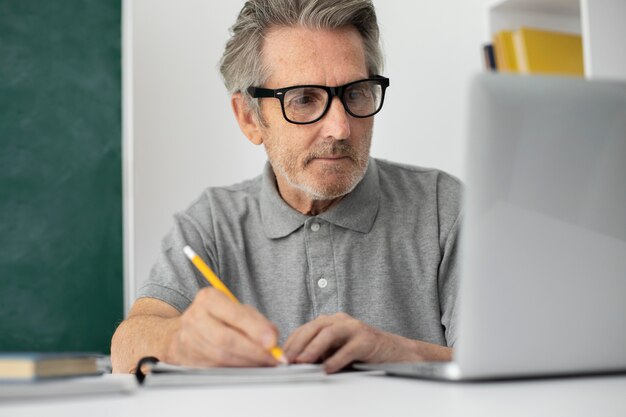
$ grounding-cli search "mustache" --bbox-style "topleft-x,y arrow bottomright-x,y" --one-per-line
304,140 -> 357,165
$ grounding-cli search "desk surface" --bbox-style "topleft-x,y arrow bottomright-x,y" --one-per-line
1,372 -> 626,417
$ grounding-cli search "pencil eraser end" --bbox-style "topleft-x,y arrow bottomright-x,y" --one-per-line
183,246 -> 195,260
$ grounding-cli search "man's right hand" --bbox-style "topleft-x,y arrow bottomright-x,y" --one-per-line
110,288 -> 281,373
164,287 -> 281,367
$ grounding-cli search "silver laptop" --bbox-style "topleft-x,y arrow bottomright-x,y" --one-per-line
357,74 -> 626,381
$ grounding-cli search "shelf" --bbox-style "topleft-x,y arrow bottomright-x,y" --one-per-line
491,0 -> 579,16
488,0 -> 581,36
487,0 -> 626,81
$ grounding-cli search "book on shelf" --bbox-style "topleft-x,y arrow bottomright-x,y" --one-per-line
493,30 -> 518,72
513,27 -> 583,76
489,27 -> 583,77
0,352 -> 102,381
482,44 -> 496,71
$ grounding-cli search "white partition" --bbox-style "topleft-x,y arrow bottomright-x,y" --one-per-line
581,0 -> 626,81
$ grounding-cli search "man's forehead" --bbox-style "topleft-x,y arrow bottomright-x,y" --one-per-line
261,25 -> 368,87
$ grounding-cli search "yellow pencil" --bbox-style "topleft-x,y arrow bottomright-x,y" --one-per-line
182,245 -> 288,365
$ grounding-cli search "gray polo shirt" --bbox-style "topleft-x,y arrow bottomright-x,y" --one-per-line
137,158 -> 462,347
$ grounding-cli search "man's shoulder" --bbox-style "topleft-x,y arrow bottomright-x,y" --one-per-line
374,158 -> 462,244
374,158 -> 463,195
182,174 -> 264,219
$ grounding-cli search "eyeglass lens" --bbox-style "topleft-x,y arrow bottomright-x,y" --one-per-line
283,80 -> 383,123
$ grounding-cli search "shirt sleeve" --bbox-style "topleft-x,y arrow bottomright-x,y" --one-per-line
136,211 -> 217,312
438,211 -> 461,347
435,171 -> 463,348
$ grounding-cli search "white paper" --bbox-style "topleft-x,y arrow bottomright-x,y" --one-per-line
142,363 -> 329,387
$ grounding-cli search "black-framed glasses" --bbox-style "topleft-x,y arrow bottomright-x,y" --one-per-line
247,75 -> 390,125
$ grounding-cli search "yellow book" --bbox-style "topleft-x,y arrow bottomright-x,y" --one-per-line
513,27 -> 584,76
493,30 -> 519,72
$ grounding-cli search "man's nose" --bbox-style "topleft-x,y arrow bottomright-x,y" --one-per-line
321,96 -> 351,139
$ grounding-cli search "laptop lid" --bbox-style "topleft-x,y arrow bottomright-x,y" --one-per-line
454,74 -> 626,379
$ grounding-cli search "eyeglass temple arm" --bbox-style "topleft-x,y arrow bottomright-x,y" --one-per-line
247,86 -> 277,98
371,75 -> 390,87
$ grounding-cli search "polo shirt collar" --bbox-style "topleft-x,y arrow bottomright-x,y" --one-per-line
260,158 -> 380,239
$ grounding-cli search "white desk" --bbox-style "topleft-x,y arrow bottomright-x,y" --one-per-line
1,372 -> 626,417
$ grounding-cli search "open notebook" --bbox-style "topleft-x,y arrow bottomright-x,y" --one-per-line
135,357 -> 329,387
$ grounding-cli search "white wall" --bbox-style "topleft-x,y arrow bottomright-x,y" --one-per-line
126,0 -> 492,312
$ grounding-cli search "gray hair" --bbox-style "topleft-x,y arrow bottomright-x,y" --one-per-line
219,0 -> 383,115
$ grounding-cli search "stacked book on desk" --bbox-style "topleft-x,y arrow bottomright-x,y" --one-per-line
484,27 -> 584,77
0,352 -> 136,400
0,352 -> 101,381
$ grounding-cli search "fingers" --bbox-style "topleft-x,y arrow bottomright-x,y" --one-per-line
183,312 -> 277,367
285,313 -> 362,368
285,313 -> 400,374
293,323 -> 349,365
200,288 -> 279,350
170,287 -> 279,367
323,338 -> 370,374
284,314 -> 334,362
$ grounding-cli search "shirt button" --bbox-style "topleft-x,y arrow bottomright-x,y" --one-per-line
311,223 -> 320,232
317,278 -> 328,288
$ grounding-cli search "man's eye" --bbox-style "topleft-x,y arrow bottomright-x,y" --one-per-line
288,92 -> 323,108
347,89 -> 369,101
292,95 -> 315,105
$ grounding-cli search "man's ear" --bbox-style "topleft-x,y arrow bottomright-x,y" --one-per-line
231,93 -> 264,145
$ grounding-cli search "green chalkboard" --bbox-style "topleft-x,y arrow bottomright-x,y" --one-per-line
0,0 -> 123,352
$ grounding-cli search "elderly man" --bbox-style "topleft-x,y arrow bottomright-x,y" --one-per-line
111,0 -> 461,374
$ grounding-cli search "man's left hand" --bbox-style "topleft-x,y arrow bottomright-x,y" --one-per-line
283,312 -> 453,373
